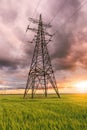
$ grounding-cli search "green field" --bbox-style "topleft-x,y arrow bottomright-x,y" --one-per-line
0,94 -> 87,130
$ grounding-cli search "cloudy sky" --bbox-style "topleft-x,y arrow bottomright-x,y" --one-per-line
0,0 -> 87,93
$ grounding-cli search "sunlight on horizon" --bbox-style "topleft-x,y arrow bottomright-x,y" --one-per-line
0,80 -> 87,94
74,81 -> 87,93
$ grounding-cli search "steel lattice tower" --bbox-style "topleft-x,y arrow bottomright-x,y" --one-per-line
24,14 -> 60,98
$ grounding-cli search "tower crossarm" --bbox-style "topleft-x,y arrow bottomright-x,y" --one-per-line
27,27 -> 52,37
28,17 -> 52,28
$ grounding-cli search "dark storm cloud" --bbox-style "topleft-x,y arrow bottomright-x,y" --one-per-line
0,0 -> 82,71
0,58 -> 21,70
0,59 -> 15,67
49,0 -> 87,71
51,30 -> 74,59
0,0 -> 87,90
51,28 -> 87,71
65,0 -> 80,20
0,0 -> 86,72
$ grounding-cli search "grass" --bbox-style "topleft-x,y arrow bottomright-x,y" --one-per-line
0,94 -> 87,130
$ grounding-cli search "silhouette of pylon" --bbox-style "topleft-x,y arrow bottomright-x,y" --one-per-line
24,14 -> 60,98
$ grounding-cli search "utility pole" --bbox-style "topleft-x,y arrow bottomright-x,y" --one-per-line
24,14 -> 60,98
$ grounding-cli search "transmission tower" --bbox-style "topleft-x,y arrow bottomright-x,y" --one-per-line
24,14 -> 60,98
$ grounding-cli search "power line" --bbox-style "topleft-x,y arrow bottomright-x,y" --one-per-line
26,0 -> 42,32
53,0 -> 87,36
49,0 -> 68,25
24,0 -> 42,67
41,0 -> 68,44
32,0 -> 42,18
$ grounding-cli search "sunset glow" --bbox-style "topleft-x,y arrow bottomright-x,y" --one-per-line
0,0 -> 87,94
74,81 -> 87,93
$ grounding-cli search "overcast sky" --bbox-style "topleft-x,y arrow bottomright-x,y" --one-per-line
0,0 -> 87,92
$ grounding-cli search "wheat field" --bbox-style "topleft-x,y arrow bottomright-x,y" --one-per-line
0,94 -> 87,130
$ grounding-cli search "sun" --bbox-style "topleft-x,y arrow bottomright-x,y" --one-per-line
75,81 -> 87,93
